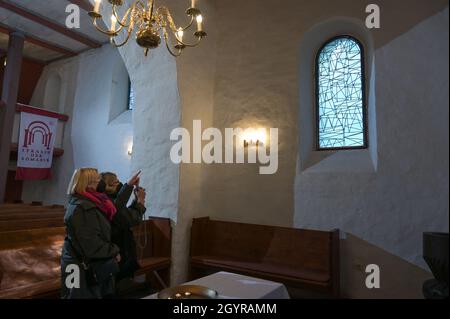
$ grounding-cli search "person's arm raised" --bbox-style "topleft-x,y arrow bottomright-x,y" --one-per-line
114,171 -> 142,210
128,170 -> 141,187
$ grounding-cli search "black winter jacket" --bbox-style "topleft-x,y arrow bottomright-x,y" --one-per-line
109,183 -> 146,281
61,195 -> 120,299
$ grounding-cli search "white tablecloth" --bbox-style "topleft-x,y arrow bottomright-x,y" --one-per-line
144,271 -> 290,299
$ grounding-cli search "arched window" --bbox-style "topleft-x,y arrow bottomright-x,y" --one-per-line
316,36 -> 367,150
110,58 -> 133,122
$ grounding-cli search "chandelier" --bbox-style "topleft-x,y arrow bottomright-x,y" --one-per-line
89,0 -> 207,57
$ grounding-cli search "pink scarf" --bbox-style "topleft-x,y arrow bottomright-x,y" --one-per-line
79,190 -> 117,221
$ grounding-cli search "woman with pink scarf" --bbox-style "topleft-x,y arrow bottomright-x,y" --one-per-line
61,168 -> 126,299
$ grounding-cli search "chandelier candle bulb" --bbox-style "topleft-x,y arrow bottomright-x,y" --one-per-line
196,15 -> 203,32
94,0 -> 101,14
110,14 -> 117,32
177,28 -> 184,42
191,0 -> 196,8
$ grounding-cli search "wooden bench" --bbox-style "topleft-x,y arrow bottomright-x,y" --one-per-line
0,227 -> 65,298
0,213 -> 65,222
131,217 -> 172,290
0,201 -> 44,208
0,218 -> 64,232
189,217 -> 340,298
0,206 -> 65,222
0,217 -> 172,298
0,203 -> 49,211
0,204 -> 65,214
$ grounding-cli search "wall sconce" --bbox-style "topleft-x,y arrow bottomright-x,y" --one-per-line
127,142 -> 133,156
242,128 -> 267,147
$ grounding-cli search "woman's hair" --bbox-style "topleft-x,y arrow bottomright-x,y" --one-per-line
100,172 -> 117,185
100,172 -> 119,194
67,168 -> 99,195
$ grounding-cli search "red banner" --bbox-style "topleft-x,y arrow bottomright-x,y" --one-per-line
15,108 -> 59,180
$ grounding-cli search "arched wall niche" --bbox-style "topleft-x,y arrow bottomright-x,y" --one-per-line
297,17 -> 377,173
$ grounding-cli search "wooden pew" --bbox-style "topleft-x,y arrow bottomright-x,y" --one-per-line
0,204 -> 65,222
0,218 -> 64,232
132,217 -> 172,289
0,203 -> 33,209
0,217 -> 171,298
0,213 -> 64,222
189,217 -> 340,298
0,208 -> 64,215
0,203 -> 63,209
0,205 -> 64,214
0,201 -> 44,207
0,203 -> 171,297
0,203 -> 45,210
0,227 -> 65,298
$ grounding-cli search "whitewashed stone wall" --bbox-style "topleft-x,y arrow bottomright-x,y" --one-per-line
23,45 -> 133,204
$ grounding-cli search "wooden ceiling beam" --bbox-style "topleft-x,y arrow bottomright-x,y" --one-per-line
0,48 -> 47,65
66,0 -> 93,12
0,23 -> 77,58
0,0 -> 101,48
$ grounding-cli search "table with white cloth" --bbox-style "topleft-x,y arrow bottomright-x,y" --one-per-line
144,271 -> 290,299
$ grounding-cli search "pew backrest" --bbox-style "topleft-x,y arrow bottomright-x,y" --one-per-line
190,217 -> 340,297
0,218 -> 65,232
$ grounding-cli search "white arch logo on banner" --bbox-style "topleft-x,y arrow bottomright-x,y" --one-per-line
16,109 -> 58,181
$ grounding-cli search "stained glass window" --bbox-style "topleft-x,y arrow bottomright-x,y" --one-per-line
316,36 -> 367,149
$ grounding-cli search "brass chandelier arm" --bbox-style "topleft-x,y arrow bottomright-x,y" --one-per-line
165,41 -> 182,57
156,6 -> 181,33
93,17 -> 122,36
158,9 -> 203,48
111,26 -> 134,47
163,31 -> 182,58
111,14 -> 136,48
173,33 -> 202,48
164,9 -> 195,32
148,0 -> 155,20
179,16 -> 195,32
112,3 -> 135,28
157,6 -> 193,33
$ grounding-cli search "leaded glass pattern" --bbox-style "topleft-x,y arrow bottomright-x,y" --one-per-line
128,80 -> 135,110
316,36 -> 366,149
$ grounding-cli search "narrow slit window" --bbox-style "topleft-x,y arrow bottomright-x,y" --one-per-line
316,36 -> 367,150
127,79 -> 135,110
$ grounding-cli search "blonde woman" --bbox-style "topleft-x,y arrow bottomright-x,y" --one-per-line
61,168 -> 121,299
